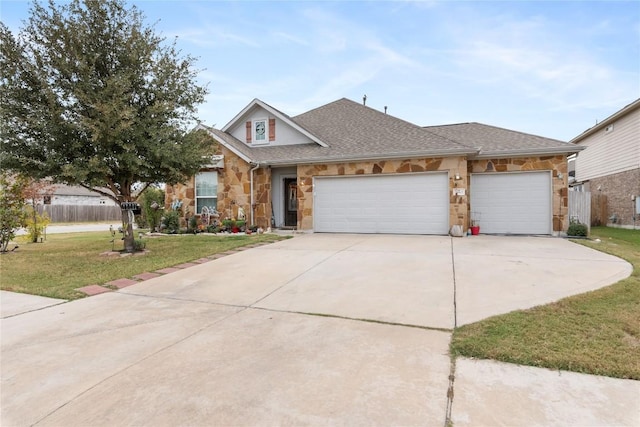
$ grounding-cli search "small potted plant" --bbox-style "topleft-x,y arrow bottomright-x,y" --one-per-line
221,219 -> 235,233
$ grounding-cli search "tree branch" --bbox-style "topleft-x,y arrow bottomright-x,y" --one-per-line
79,183 -> 120,205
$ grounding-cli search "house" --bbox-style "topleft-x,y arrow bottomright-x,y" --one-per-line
166,98 -> 583,235
45,184 -> 118,206
570,98 -> 640,227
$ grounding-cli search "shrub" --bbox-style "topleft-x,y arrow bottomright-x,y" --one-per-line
135,187 -> 165,230
24,206 -> 50,243
0,173 -> 27,252
188,216 -> 198,232
221,219 -> 234,231
567,220 -> 588,237
133,239 -> 146,251
162,210 -> 180,234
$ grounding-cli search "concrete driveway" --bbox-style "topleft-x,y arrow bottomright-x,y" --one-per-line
1,234 -> 637,426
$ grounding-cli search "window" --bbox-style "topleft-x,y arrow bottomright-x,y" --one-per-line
195,172 -> 218,214
253,119 -> 268,144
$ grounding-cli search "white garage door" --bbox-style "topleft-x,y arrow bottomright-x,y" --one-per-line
471,172 -> 552,235
313,173 -> 449,234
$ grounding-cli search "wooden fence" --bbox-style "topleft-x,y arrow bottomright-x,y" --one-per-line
590,193 -> 608,226
37,205 -> 122,223
568,191 -> 591,234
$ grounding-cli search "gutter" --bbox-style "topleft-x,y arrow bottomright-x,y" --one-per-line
249,162 -> 261,225
258,148 -> 478,167
470,145 -> 585,159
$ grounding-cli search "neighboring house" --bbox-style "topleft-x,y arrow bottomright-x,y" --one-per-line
167,98 -> 582,235
570,98 -> 640,227
45,184 -> 118,206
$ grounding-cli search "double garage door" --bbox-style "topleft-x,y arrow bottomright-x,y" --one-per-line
470,172 -> 552,235
313,173 -> 449,235
312,171 -> 553,235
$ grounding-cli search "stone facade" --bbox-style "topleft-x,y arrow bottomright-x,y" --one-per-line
166,146 -> 272,228
164,176 -> 195,227
168,151 -> 570,233
585,168 -> 640,226
296,157 -> 468,231
468,155 -> 569,232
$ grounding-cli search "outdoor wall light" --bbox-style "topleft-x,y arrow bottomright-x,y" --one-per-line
454,173 -> 462,181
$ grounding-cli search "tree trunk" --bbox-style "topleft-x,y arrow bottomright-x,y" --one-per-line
32,204 -> 38,243
121,209 -> 135,253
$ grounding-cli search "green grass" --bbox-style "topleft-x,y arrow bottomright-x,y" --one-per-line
451,226 -> 640,380
0,231 -> 287,300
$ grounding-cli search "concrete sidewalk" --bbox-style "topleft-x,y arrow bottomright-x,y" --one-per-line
1,234 -> 637,426
0,291 -> 66,318
14,222 -> 128,236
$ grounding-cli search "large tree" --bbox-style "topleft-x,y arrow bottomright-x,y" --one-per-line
0,0 -> 214,251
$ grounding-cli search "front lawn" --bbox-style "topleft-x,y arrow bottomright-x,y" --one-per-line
0,231 -> 286,300
450,226 -> 640,380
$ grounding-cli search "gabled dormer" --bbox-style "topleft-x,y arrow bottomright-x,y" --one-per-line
221,99 -> 327,148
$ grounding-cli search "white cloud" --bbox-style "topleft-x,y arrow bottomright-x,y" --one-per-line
271,31 -> 309,46
175,28 -> 260,48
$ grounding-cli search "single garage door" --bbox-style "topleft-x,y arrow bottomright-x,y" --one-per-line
313,173 -> 449,234
471,172 -> 552,235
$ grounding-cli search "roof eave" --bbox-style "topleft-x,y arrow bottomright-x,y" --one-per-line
261,148 -> 477,166
471,146 -> 585,159
569,98 -> 640,144
199,126 -> 254,164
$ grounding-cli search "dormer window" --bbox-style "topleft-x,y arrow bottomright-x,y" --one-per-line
254,119 -> 267,143
245,118 -> 275,145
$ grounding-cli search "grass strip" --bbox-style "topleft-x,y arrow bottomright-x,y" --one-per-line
1,231 -> 287,300
450,226 -> 640,380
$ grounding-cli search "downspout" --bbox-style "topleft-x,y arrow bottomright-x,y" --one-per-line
249,162 -> 261,226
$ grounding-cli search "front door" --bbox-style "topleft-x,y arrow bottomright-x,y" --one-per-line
284,178 -> 297,227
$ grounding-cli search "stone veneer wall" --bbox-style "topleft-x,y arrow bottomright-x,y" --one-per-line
165,176 -> 196,226
468,155 -> 569,232
165,146 -> 272,228
296,157 -> 468,231
587,168 -> 640,226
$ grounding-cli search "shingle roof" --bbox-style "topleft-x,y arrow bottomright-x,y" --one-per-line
207,98 -> 581,165
291,98 -> 473,158
210,98 -> 474,165
51,184 -> 113,197
424,122 -> 582,158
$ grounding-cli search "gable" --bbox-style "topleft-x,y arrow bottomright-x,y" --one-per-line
226,105 -> 317,147
221,99 -> 327,148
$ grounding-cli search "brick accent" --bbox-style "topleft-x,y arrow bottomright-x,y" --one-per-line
105,278 -> 139,289
587,168 -> 640,226
246,121 -> 252,143
76,285 -> 112,296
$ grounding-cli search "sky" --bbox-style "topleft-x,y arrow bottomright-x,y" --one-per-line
2,0 -> 639,141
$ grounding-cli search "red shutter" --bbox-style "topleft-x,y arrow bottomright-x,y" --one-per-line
246,121 -> 252,143
269,118 -> 276,141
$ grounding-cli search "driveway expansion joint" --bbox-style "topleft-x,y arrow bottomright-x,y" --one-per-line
29,306 -> 251,427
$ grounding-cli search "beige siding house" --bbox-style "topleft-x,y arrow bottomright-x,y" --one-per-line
571,98 -> 640,227
167,98 -> 582,235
